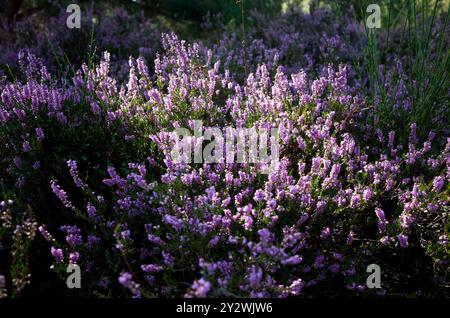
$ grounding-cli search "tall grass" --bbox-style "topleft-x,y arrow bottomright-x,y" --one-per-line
360,0 -> 449,142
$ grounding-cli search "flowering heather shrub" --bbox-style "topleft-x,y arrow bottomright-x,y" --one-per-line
1,32 -> 448,297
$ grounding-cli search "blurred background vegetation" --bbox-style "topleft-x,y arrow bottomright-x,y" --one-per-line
1,0 -> 449,31
0,0 -> 281,25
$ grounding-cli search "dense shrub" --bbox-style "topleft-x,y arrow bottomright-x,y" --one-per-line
1,0 -> 449,297
0,29 -> 448,297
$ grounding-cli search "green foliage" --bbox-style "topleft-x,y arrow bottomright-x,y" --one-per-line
359,0 -> 449,142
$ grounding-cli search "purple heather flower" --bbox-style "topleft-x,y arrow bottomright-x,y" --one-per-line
38,225 -> 53,242
86,203 -> 97,220
121,230 -> 131,240
314,255 -> 325,268
289,279 -> 304,296
67,160 -> 85,189
316,200 -> 327,213
22,141 -> 31,153
118,272 -> 133,288
329,263 -> 340,273
13,156 -> 22,169
98,277 -> 110,288
363,188 -> 373,203
258,228 -> 272,243
432,176 -> 444,193
350,194 -> 360,208
267,199 -> 277,211
374,207 -> 385,221
400,213 -> 414,228
311,77 -> 328,96
162,252 -> 174,266
141,264 -> 163,273
87,235 -> 100,248
385,179 -> 393,191
191,278 -> 211,298
36,127 -> 45,141
311,157 -> 321,174
50,246 -> 64,263
380,236 -> 391,245
50,180 -> 73,209
32,161 -> 41,170
242,215 -> 253,230
320,227 -> 331,239
427,203 -> 438,213
61,226 -> 83,247
296,136 -> 306,150
409,123 -> 418,144
208,235 -> 220,247
249,266 -> 263,289
253,189 -> 265,202
147,234 -> 165,246
397,234 -> 409,248
205,186 -> 216,201
282,255 -> 303,265
164,214 -> 183,231
69,252 -> 80,264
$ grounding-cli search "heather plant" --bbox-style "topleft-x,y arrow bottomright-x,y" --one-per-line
0,2 -> 449,298
0,50 -> 161,295
2,32 -> 447,297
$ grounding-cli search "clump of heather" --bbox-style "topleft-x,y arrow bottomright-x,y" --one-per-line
0,47 -> 158,196
2,31 -> 447,297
